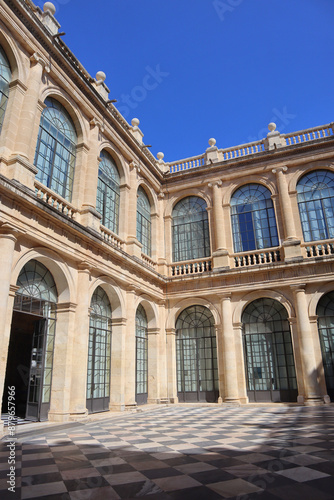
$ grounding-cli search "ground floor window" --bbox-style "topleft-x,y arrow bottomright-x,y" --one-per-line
243,298 -> 298,402
176,305 -> 219,402
86,287 -> 112,413
2,260 -> 57,421
136,304 -> 148,405
317,291 -> 334,401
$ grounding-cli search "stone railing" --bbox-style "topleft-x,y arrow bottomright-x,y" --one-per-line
35,182 -> 78,219
170,258 -> 212,276
303,241 -> 334,258
167,123 -> 334,174
141,253 -> 157,270
168,154 -> 205,173
233,248 -> 281,268
284,124 -> 333,146
219,140 -> 265,161
100,226 -> 125,250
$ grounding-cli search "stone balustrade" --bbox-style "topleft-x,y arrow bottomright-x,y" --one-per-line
284,124 -> 333,146
233,248 -> 281,268
141,253 -> 157,270
170,258 -> 212,276
303,241 -> 334,258
35,181 -> 78,219
100,226 -> 124,250
219,140 -> 265,160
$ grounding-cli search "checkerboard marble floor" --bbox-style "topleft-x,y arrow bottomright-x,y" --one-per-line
1,404 -> 334,499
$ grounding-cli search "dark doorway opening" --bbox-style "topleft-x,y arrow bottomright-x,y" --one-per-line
2,311 -> 36,418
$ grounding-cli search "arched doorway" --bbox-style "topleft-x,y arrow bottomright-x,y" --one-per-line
135,304 -> 148,405
2,260 -> 57,421
317,291 -> 334,401
86,287 -> 112,413
176,305 -> 219,402
242,298 -> 298,402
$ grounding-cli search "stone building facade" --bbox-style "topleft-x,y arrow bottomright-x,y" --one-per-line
1,0 -> 334,435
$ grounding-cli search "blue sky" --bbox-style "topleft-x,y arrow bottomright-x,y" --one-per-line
37,0 -> 334,162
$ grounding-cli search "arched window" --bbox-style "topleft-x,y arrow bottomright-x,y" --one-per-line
231,184 -> 279,253
242,298 -> 297,402
317,291 -> 334,401
297,170 -> 334,242
87,287 -> 112,413
0,45 -> 11,131
135,304 -> 148,405
13,260 -> 57,421
136,187 -> 151,256
34,97 -> 77,201
172,196 -> 210,262
96,150 -> 120,233
176,305 -> 218,402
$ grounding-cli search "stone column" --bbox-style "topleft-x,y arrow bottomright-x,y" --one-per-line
109,317 -> 127,411
8,53 -> 49,189
126,162 -> 142,258
48,302 -> 77,422
157,194 -> 168,275
220,295 -> 240,403
233,322 -> 249,404
272,167 -> 302,261
124,287 -> 137,408
291,285 -> 323,404
166,328 -> 178,403
209,181 -> 229,268
68,263 -> 91,417
79,119 -> 103,231
0,225 -> 19,436
147,327 -> 161,403
0,79 -> 27,159
215,325 -> 224,404
309,315 -> 330,404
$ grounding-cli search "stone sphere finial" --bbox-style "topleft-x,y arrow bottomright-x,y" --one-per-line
157,152 -> 164,162
208,138 -> 216,147
131,118 -> 140,128
43,2 -> 56,15
268,122 -> 277,132
95,71 -> 106,82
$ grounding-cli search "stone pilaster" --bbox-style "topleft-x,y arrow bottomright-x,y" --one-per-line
147,327 -> 161,403
166,328 -> 178,403
109,317 -> 127,411
291,285 -> 323,404
126,162 -> 142,258
209,181 -> 229,269
124,287 -> 137,408
220,295 -> 240,403
272,167 -> 302,261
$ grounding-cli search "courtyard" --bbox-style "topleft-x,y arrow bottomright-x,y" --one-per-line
1,404 -> 334,499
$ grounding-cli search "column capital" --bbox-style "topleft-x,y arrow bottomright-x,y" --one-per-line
208,180 -> 222,189
0,222 -> 24,239
290,284 -> 306,294
77,261 -> 92,272
9,284 -> 20,298
111,317 -> 127,327
129,160 -> 140,173
272,166 -> 288,174
148,328 -> 160,335
218,293 -> 232,301
57,302 -> 77,313
166,328 -> 176,336
30,52 -> 50,73
89,117 -> 104,132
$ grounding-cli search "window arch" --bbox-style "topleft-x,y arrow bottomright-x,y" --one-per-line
231,184 -> 279,253
96,150 -> 120,233
172,196 -> 210,262
176,305 -> 218,402
297,170 -> 334,242
135,304 -> 148,405
316,291 -> 334,400
87,286 -> 112,413
242,298 -> 297,402
34,97 -> 77,201
15,259 -> 58,306
0,45 -> 11,132
136,187 -> 151,256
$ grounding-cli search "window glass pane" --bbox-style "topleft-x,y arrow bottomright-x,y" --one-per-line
136,187 -> 151,256
0,45 -> 11,131
97,150 -> 120,233
172,197 -> 210,262
136,305 -> 148,395
231,184 -> 278,253
34,98 -> 77,201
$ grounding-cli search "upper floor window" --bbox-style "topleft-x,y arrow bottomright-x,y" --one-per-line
231,184 -> 279,253
34,97 -> 77,201
172,196 -> 210,262
0,45 -> 11,132
96,150 -> 120,233
137,187 -> 151,256
297,170 -> 334,242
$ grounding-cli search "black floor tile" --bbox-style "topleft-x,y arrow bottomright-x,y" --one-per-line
64,475 -> 110,491
113,480 -> 162,498
21,471 -> 63,486
142,467 -> 183,479
168,485 -> 222,500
